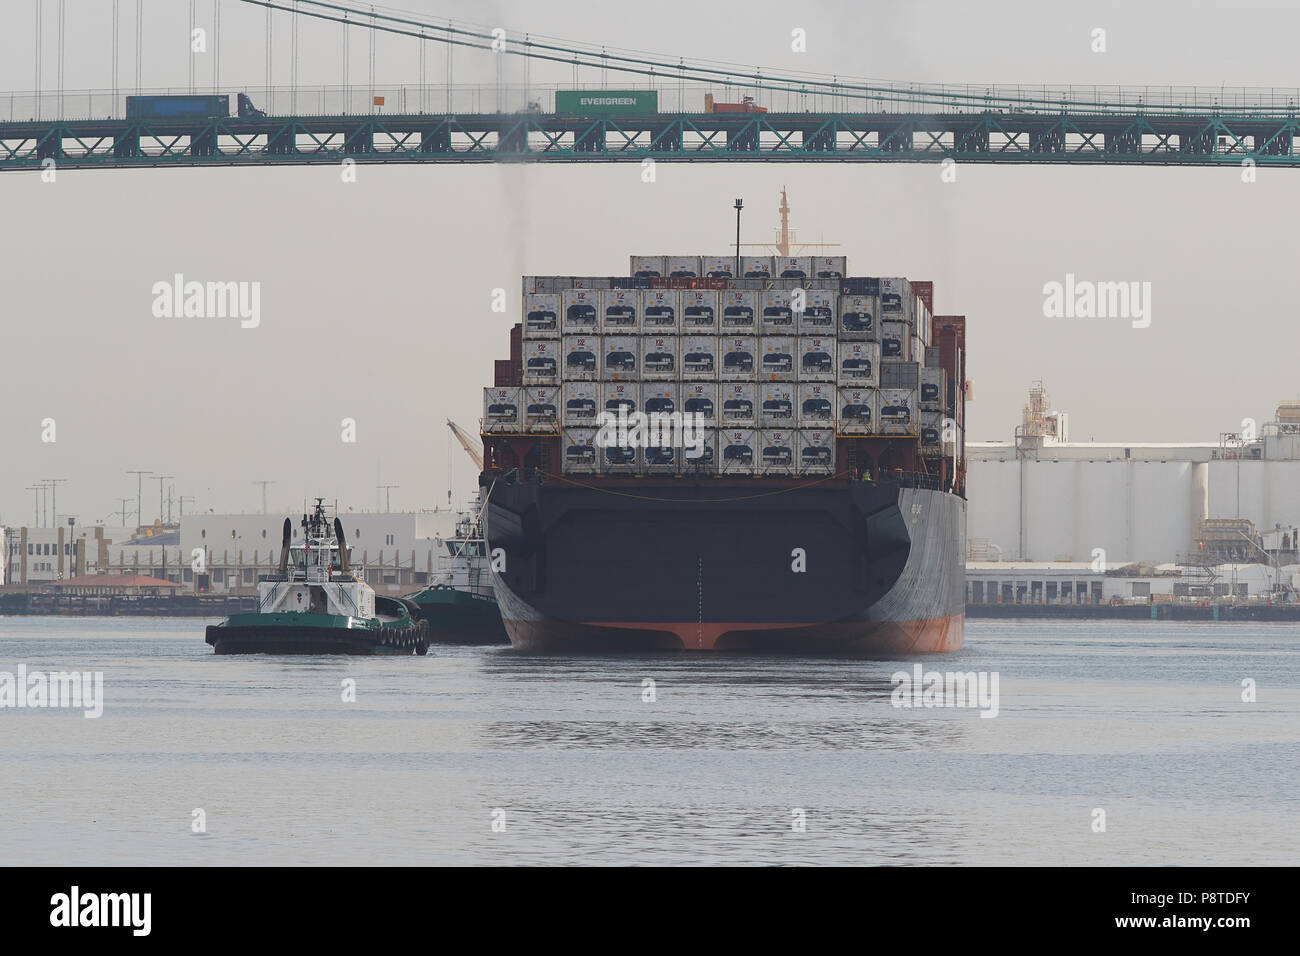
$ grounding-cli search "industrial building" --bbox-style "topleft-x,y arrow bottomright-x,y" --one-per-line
965,383 -> 1300,605
2,510 -> 460,596
967,383 -> 1300,565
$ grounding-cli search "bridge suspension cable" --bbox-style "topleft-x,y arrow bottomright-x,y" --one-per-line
232,0 -> 1300,116
135,0 -> 142,95
34,0 -> 41,120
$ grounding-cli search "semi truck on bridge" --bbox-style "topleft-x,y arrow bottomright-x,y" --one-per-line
123,93 -> 267,120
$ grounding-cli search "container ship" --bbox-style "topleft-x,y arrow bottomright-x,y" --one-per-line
478,243 -> 968,654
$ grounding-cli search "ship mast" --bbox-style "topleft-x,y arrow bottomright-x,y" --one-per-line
777,186 -> 791,256
736,187 -> 839,257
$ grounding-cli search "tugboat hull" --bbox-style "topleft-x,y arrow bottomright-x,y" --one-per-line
205,614 -> 430,655
406,587 -> 509,645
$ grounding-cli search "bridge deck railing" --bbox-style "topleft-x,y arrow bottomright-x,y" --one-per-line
5,80 -> 1300,124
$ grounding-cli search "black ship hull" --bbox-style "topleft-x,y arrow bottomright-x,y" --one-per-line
480,476 -> 965,654
204,620 -> 430,655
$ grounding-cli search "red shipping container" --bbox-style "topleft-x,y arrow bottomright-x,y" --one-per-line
704,277 -> 728,290
649,277 -> 670,289
934,314 -> 965,349
934,315 -> 966,430
509,323 -> 522,362
912,280 -> 934,315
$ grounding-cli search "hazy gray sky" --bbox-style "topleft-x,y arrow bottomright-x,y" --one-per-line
4,0 -> 1300,524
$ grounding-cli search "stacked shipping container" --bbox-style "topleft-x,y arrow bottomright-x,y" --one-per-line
490,259 -> 963,479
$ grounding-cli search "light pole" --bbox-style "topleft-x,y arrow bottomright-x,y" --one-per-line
26,485 -> 40,527
152,475 -> 173,525
377,484 -> 398,512
733,197 -> 744,278
43,478 -> 67,529
127,470 -> 151,531
252,480 -> 275,515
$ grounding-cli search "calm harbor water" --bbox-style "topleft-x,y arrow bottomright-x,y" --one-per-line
0,616 -> 1295,866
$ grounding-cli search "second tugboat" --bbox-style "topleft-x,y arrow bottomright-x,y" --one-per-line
405,496 -> 510,644
205,499 -> 430,655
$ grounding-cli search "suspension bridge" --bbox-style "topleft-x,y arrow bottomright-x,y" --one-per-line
3,0 -> 1300,171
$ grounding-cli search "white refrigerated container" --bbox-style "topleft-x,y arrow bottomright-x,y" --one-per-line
641,335 -> 679,382
562,334 -> 601,382
720,289 -> 758,332
798,335 -> 836,382
774,256 -> 811,279
837,341 -> 880,386
483,387 -> 521,433
523,386 -> 560,433
561,427 -> 599,474
524,293 -> 560,339
599,441 -> 640,475
878,388 -> 918,435
720,336 -> 758,381
759,429 -> 797,475
838,294 -> 877,340
642,289 -> 679,334
759,382 -> 797,427
837,387 -> 877,435
562,382 -> 601,426
760,290 -> 797,335
601,289 -> 641,332
759,336 -> 797,382
523,339 -> 560,384
920,410 -> 944,456
682,427 -> 717,474
719,428 -> 757,475
600,381 -> 639,418
561,288 -> 601,332
920,366 -> 946,411
812,256 -> 847,279
797,428 -> 836,475
629,256 -> 665,278
641,382 -> 679,419
797,289 -> 836,334
719,383 -> 757,425
602,335 -> 640,382
798,382 -> 836,426
880,320 -> 909,361
666,256 -> 701,278
680,382 -> 719,424
681,335 -> 720,381
879,277 -> 911,320
680,290 -> 719,331
702,256 -> 735,278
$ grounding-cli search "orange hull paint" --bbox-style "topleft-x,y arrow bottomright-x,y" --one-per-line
502,614 -> 964,654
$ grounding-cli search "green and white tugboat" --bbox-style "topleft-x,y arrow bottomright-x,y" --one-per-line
206,499 -> 430,655
404,495 -> 510,645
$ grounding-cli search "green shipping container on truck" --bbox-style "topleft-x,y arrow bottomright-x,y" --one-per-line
554,90 -> 659,115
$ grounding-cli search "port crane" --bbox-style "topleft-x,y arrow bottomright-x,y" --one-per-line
447,419 -> 483,471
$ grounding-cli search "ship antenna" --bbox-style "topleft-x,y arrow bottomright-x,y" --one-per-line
778,186 -> 790,257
